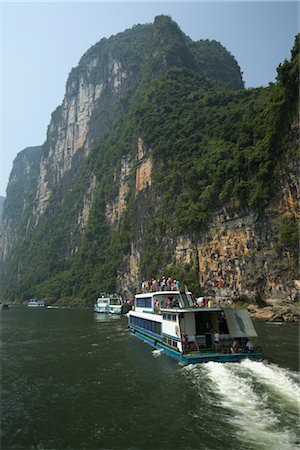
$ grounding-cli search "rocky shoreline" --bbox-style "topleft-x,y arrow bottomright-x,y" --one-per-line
249,304 -> 300,322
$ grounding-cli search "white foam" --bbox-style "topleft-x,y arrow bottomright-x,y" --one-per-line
152,348 -> 164,358
241,359 -> 300,413
204,361 -> 298,450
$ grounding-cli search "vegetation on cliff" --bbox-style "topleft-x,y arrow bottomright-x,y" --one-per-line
0,17 -> 298,303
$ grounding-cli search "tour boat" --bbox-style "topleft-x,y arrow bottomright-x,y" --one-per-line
27,299 -> 45,307
94,294 -> 123,315
128,290 -> 262,364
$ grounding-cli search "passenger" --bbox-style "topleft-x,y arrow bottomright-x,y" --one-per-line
175,280 -> 180,290
213,330 -> 220,350
154,300 -> 160,314
141,281 -> 147,293
167,277 -> 173,289
230,340 -> 239,353
182,333 -> 188,352
171,279 -> 176,290
157,279 -> 161,291
152,278 -> 157,292
171,297 -> 179,308
245,339 -> 254,352
207,298 -> 212,308
197,297 -> 205,307
166,298 -> 172,308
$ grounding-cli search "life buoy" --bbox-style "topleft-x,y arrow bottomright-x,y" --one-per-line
175,325 -> 179,335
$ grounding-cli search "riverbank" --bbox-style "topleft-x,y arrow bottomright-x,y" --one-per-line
249,304 -> 299,322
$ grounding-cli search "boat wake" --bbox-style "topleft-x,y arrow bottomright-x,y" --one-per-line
240,359 -> 300,413
152,348 -> 164,358
182,360 -> 299,450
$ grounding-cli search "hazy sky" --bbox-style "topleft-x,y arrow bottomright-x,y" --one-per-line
1,1 -> 299,197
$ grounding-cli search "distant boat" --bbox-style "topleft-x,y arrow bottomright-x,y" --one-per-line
128,289 -> 262,364
94,294 -> 123,315
1,303 -> 9,310
27,299 -> 45,307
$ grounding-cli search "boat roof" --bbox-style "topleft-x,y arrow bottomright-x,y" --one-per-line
222,307 -> 258,337
135,291 -> 185,297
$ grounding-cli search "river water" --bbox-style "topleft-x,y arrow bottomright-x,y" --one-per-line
1,307 -> 299,450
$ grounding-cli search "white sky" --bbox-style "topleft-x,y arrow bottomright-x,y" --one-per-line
1,1 -> 299,197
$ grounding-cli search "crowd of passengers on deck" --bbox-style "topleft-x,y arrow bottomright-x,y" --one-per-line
184,330 -> 254,354
153,296 -> 180,313
141,277 -> 180,293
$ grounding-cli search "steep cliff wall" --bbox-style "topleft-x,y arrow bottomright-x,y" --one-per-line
117,114 -> 299,302
34,41 -> 139,222
0,146 -> 42,261
0,196 -> 5,223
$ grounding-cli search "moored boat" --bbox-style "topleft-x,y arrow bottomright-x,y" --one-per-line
94,294 -> 123,315
128,290 -> 262,364
27,299 -> 45,307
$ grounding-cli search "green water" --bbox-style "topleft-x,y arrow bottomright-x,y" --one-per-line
1,307 -> 299,450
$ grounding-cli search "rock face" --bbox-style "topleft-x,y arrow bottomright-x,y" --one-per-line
0,196 -> 5,223
250,305 -> 299,322
0,17 -> 298,305
135,138 -> 152,193
0,146 -> 41,261
106,155 -> 131,225
34,50 -> 132,223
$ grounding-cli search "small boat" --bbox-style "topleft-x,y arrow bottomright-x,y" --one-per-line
1,303 -> 9,310
27,299 -> 45,307
94,294 -> 123,315
128,290 -> 262,364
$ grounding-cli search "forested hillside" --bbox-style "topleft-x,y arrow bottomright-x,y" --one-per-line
0,16 -> 298,305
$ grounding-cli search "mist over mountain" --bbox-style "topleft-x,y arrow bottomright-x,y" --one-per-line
0,16 -> 298,305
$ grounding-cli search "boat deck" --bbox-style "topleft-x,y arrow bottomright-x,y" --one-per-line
129,327 -> 262,364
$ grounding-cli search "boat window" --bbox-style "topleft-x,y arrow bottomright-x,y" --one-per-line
98,299 -> 109,303
136,297 -> 152,308
163,313 -> 177,322
130,316 -> 162,335
154,294 -> 180,308
110,298 -> 121,305
163,336 -> 178,348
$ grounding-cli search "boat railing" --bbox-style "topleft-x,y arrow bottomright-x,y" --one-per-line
182,336 -> 262,355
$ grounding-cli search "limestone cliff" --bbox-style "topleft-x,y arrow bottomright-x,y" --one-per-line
34,40 -> 139,222
0,146 -> 41,262
0,196 -> 5,223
